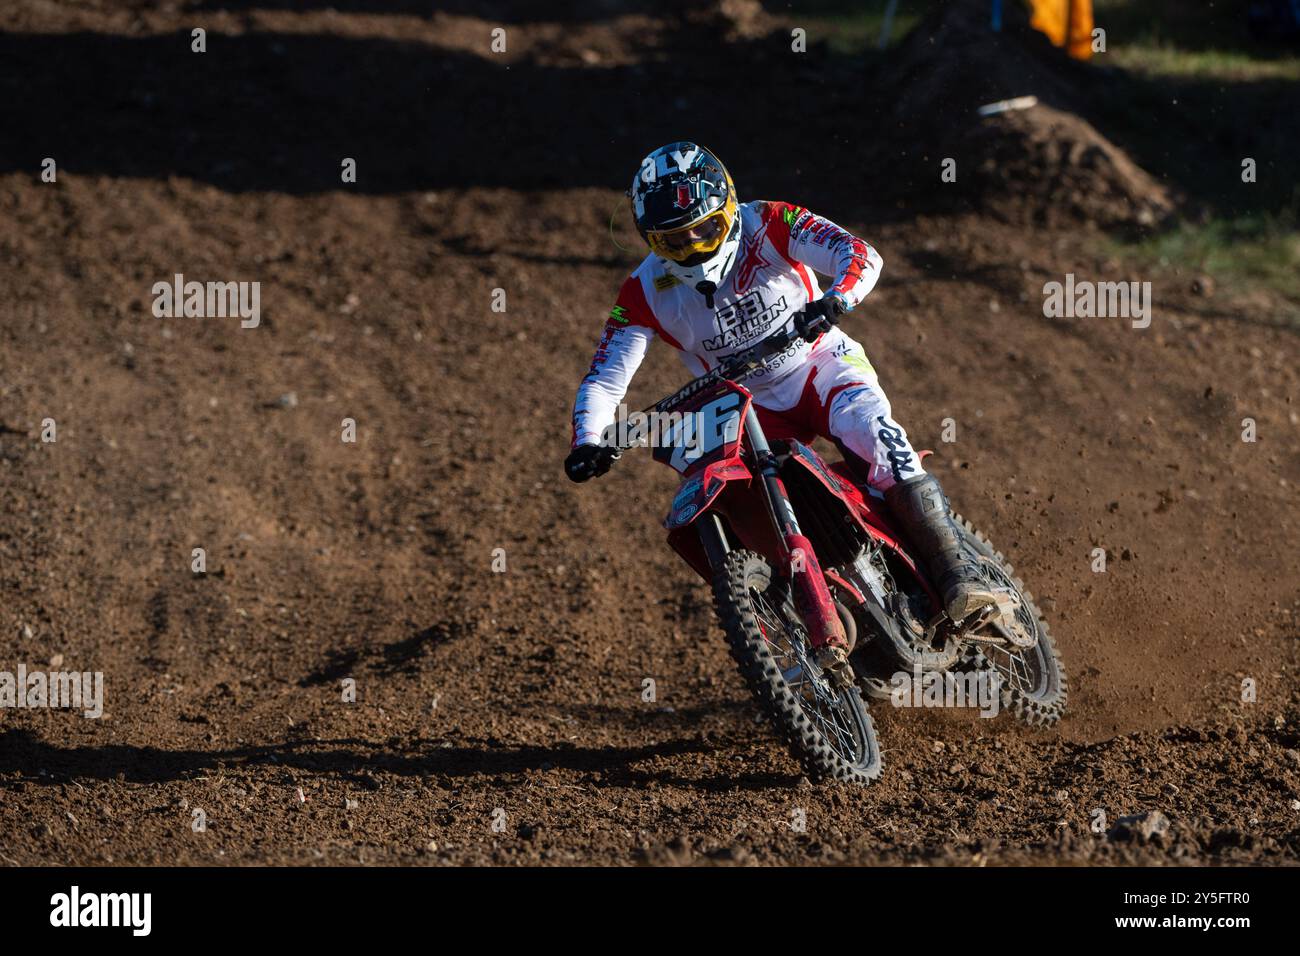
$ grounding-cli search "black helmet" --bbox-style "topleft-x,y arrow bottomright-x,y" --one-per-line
627,142 -> 741,291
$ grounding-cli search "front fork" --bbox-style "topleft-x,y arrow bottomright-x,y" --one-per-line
698,409 -> 848,652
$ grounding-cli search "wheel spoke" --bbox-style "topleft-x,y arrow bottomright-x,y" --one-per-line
748,582 -> 864,764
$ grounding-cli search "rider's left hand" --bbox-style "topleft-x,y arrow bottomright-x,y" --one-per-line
794,292 -> 849,341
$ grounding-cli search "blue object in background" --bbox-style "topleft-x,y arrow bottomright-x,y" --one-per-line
1247,0 -> 1300,40
992,0 -> 1003,32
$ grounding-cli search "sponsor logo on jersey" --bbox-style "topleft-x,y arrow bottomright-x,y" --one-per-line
653,273 -> 681,292
733,224 -> 773,294
702,289 -> 788,352
609,304 -> 629,324
588,321 -> 626,372
784,206 -> 815,241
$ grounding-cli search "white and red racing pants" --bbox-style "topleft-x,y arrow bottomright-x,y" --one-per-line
752,328 -> 924,491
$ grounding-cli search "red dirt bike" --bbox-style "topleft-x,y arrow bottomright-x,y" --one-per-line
619,323 -> 1068,783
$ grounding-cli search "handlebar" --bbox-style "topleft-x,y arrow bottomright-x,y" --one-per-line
649,323 -> 801,416
601,310 -> 829,454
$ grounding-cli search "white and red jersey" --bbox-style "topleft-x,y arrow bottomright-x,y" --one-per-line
571,200 -> 883,447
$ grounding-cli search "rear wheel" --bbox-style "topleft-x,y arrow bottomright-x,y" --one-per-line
712,549 -> 882,783
956,517 -> 1069,727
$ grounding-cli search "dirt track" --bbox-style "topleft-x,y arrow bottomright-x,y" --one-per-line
1,1 -> 1298,865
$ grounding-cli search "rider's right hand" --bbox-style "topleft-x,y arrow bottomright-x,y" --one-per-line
794,292 -> 848,341
565,443 -> 621,483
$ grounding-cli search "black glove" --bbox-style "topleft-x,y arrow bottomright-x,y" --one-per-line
794,293 -> 848,341
565,443 -> 621,483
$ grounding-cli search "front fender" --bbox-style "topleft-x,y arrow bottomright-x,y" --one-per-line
663,459 -> 752,530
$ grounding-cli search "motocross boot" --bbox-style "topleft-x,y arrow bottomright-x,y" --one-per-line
883,474 -> 999,623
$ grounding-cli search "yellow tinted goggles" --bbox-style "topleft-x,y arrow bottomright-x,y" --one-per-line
646,208 -> 733,263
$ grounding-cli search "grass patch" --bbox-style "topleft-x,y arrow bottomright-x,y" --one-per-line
778,0 -> 933,54
1105,44 -> 1300,80
785,1 -> 1300,75
1093,0 -> 1300,81
1108,214 -> 1300,319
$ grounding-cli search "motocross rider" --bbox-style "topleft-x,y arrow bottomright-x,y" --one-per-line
565,143 -> 998,669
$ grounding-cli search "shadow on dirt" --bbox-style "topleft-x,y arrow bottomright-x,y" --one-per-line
300,622 -> 464,686
193,0 -> 665,21
3,3 -> 1292,224
0,25 -> 876,207
0,727 -> 798,789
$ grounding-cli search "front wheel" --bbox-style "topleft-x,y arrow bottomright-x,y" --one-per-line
712,549 -> 882,783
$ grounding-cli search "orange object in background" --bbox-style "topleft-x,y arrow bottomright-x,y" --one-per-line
1028,0 -> 1095,60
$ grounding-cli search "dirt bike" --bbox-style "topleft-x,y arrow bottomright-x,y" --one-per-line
616,322 -> 1068,784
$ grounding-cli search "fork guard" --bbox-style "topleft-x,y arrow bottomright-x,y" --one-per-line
783,531 -> 849,651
